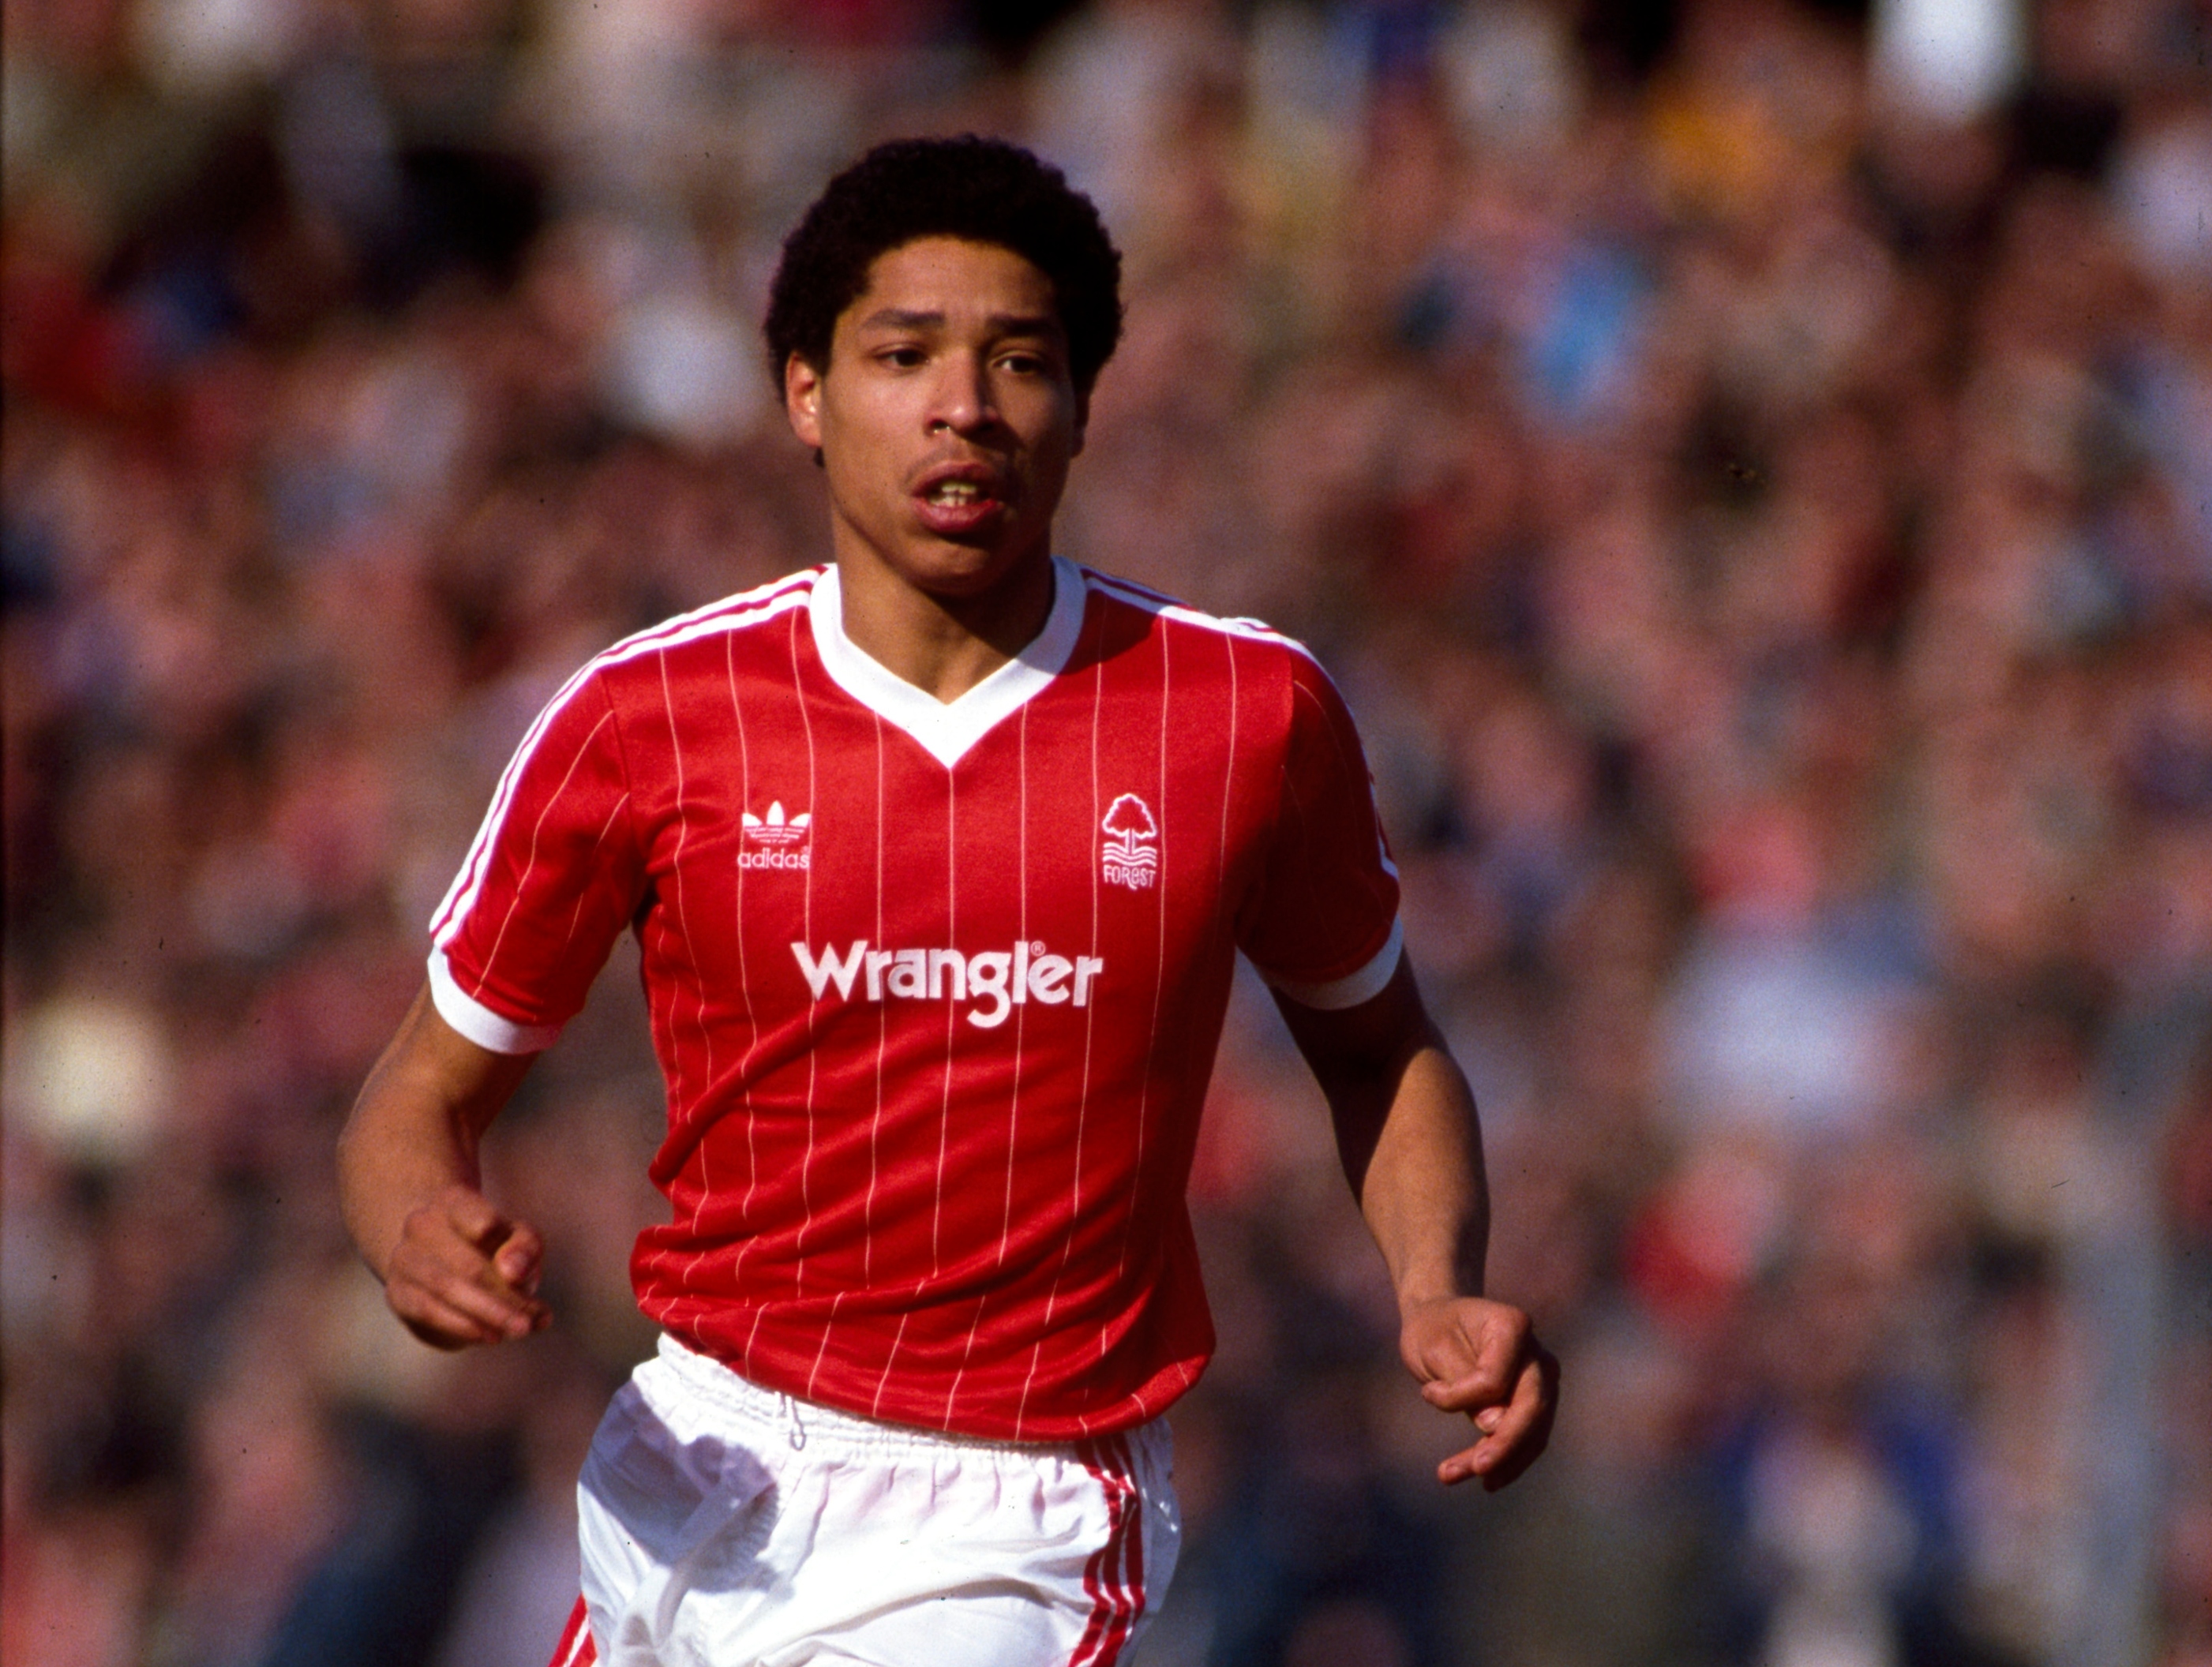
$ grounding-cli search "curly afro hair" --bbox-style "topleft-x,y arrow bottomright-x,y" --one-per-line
764,136 -> 1123,396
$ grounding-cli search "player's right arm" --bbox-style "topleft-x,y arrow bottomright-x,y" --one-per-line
347,655 -> 643,1347
338,983 -> 548,1349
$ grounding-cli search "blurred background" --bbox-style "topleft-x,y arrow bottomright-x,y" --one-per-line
4,0 -> 2209,1663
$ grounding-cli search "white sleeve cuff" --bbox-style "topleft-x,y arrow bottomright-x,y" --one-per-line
428,950 -> 561,1055
1257,917 -> 1404,1012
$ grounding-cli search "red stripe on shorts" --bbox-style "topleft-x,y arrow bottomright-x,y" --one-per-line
1116,1434 -> 1147,1639
546,1594 -> 596,1667
1068,1435 -> 1145,1667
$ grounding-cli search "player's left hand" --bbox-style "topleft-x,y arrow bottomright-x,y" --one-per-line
1401,1295 -> 1558,1490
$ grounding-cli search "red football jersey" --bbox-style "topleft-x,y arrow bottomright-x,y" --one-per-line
430,558 -> 1401,1440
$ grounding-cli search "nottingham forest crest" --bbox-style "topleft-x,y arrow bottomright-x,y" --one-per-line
1100,793 -> 1159,890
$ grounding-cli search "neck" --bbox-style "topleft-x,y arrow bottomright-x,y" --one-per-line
832,552 -> 1058,704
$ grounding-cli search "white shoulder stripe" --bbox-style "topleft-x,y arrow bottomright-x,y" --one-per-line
583,571 -> 815,677
1080,569 -> 1321,664
430,571 -> 817,946
429,648 -> 607,943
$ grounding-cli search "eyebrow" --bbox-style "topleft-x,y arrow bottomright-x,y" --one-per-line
853,308 -> 1063,337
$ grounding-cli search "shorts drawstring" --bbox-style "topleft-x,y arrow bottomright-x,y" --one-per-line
782,1392 -> 808,1451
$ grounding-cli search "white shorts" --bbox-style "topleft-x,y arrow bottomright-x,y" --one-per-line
553,1335 -> 1180,1667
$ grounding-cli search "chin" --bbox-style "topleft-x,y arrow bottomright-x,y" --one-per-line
912,563 -> 1020,604
906,536 -> 1044,594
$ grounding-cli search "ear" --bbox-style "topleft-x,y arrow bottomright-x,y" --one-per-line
1070,388 -> 1089,459
784,353 -> 824,451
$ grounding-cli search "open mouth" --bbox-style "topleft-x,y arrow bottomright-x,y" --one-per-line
912,464 -> 1012,534
922,479 -> 993,508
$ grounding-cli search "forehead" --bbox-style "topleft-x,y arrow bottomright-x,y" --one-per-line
840,236 -> 1061,330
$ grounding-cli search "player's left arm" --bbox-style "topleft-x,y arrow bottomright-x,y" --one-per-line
1274,954 -> 1558,1489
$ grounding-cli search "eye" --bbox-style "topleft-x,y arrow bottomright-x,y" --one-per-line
878,346 -> 926,369
997,350 -> 1048,375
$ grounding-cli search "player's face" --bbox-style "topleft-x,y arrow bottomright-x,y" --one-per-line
785,236 -> 1085,605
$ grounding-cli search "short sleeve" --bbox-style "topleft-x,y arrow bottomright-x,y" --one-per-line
428,671 -> 645,1052
1236,654 -> 1403,1009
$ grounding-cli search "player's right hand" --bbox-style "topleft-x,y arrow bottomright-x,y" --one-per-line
380,1182 -> 550,1350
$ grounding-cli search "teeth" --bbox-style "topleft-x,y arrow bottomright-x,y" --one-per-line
928,481 -> 984,505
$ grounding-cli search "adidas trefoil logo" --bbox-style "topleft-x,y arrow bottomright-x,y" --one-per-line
740,801 -> 812,871
1101,793 -> 1158,890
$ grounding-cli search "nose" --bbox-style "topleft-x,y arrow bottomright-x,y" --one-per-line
926,352 -> 999,436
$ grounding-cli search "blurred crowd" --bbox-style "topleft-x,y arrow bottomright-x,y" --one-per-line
5,0 -> 2209,1664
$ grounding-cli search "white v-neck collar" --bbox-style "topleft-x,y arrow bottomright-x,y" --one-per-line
808,556 -> 1088,767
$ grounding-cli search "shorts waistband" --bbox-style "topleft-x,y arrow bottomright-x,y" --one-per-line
651,1334 -> 1106,1461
